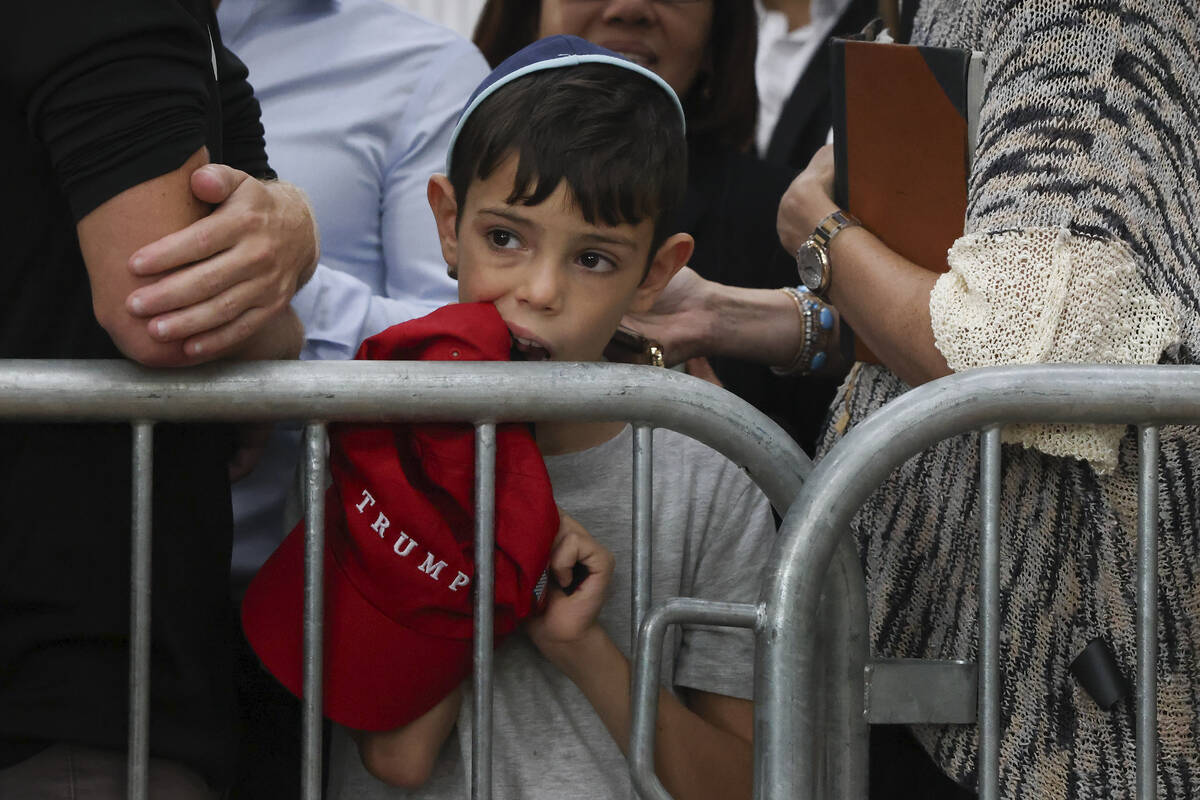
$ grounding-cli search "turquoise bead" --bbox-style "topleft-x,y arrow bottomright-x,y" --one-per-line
811,351 -> 827,370
819,307 -> 834,330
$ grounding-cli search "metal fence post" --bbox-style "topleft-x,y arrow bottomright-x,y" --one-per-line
977,426 -> 1002,800
632,424 -> 654,645
472,423 -> 498,800
1136,425 -> 1160,800
301,423 -> 329,800
128,421 -> 154,800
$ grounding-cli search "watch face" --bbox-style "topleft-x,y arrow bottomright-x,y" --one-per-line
797,241 -> 828,293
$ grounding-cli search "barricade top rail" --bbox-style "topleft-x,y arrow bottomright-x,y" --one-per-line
0,359 -> 809,510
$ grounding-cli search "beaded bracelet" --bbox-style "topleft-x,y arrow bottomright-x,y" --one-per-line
771,286 -> 835,376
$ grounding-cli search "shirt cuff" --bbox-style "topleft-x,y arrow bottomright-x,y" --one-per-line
930,226 -> 1178,473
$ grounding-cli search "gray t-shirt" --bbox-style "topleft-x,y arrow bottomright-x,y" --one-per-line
328,426 -> 776,800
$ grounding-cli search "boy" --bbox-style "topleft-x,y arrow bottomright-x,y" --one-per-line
329,37 -> 777,800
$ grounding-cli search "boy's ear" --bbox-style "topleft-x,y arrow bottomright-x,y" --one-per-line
629,232 -> 694,313
427,174 -> 460,277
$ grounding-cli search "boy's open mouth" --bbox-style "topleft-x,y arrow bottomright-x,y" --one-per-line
510,333 -> 551,362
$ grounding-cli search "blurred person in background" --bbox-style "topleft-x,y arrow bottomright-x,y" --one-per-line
755,0 -> 877,168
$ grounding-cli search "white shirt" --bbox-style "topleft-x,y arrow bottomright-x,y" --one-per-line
754,0 -> 853,156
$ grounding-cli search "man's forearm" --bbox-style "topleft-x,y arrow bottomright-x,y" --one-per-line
226,306 -> 304,361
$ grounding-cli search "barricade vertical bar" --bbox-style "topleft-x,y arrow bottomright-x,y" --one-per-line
1137,425 -> 1159,800
632,424 -> 653,645
978,426 -> 1001,800
128,421 -> 154,800
302,423 -> 328,800
821,538 -> 871,800
473,423 -> 497,800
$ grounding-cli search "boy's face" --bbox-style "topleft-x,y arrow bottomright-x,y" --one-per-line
428,155 -> 691,362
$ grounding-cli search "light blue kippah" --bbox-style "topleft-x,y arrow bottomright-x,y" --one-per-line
445,34 -> 686,173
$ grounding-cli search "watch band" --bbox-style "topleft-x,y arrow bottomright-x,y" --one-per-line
812,209 -> 861,247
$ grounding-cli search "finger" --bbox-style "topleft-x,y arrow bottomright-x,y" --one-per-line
573,536 -> 614,577
559,562 -> 591,596
129,247 -> 258,322
190,163 -> 250,206
178,305 -> 277,359
128,212 -> 242,279
145,279 -> 264,344
548,532 -> 583,589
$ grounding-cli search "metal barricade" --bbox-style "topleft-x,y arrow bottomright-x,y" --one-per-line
629,364 -> 1200,800
0,358 -> 817,800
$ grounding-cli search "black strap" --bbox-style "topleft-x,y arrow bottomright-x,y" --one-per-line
898,0 -> 921,43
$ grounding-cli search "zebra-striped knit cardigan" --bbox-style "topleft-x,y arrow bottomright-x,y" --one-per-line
820,1 -> 1200,796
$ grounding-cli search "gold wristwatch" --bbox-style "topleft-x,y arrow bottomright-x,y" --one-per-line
796,209 -> 861,298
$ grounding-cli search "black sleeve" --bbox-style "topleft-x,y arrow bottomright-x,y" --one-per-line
213,28 -> 276,180
6,1 -> 239,221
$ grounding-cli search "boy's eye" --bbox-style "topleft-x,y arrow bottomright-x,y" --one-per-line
488,229 -> 520,249
578,251 -> 616,273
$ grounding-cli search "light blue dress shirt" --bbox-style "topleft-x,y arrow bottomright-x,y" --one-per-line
218,0 -> 489,584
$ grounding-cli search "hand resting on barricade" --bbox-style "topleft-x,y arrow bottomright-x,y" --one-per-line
124,163 -> 319,360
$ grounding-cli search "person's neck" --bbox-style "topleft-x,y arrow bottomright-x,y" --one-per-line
535,420 -> 627,457
763,0 -> 813,30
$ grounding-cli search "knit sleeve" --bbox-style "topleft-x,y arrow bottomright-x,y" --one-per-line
929,226 -> 1177,473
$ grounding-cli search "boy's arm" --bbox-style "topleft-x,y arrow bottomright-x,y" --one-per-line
353,686 -> 463,789
527,517 -> 754,800
532,628 -> 753,800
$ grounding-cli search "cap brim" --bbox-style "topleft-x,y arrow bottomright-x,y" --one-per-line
241,521 -> 471,732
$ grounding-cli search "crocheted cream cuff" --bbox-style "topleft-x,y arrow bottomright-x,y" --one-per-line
929,226 -> 1178,473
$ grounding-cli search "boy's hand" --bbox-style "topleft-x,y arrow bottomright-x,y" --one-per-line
525,510 -> 614,660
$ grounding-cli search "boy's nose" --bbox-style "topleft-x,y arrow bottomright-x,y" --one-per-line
514,259 -> 564,312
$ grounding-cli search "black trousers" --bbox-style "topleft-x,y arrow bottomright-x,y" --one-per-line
871,725 -> 977,799
230,619 -> 330,800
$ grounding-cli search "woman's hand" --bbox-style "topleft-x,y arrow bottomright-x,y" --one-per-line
777,144 -> 839,255
621,266 -> 715,366
124,164 -> 319,359
525,510 -> 615,663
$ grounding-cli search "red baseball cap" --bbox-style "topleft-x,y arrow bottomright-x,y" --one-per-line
241,303 -> 560,731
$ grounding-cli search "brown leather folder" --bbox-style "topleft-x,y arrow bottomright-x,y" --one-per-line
831,24 -> 982,364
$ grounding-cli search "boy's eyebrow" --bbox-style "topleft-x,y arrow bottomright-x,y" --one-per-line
577,231 -> 638,249
479,207 -> 638,249
479,207 -> 540,229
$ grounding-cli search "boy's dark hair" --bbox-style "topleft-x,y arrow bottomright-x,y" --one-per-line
472,1 -> 759,153
448,63 -> 688,256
